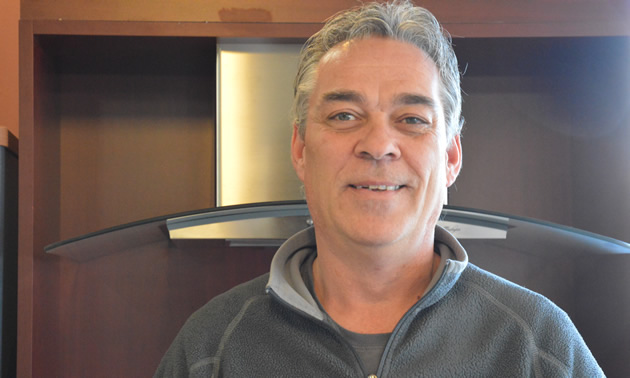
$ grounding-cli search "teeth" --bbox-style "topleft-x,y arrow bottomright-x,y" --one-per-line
355,185 -> 401,191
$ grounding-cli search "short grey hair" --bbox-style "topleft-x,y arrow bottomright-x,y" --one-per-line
291,0 -> 463,142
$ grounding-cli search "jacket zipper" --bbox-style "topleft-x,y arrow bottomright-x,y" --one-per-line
374,261 -> 451,377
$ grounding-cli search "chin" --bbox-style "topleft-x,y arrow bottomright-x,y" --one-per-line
343,221 -> 413,247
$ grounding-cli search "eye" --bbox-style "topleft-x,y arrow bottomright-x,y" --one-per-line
401,116 -> 429,125
396,114 -> 433,135
330,112 -> 357,121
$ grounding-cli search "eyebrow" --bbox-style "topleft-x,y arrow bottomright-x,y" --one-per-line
320,90 -> 436,109
321,90 -> 366,104
393,93 -> 436,108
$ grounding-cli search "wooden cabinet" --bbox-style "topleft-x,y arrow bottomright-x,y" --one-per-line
18,1 -> 630,377
19,0 -> 630,36
450,36 -> 630,242
18,19 -> 319,378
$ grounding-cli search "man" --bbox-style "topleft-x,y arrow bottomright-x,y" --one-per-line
156,1 -> 603,376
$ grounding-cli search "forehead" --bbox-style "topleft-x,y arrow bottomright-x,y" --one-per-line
312,37 -> 440,106
320,37 -> 431,66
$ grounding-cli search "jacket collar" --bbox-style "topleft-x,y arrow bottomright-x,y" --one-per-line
266,225 -> 468,320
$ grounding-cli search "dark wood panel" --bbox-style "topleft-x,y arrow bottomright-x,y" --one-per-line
31,20 -> 321,39
21,0 -> 630,37
451,37 -> 575,225
17,21 -> 33,378
18,31 -> 220,377
569,36 -> 630,242
29,18 -> 628,41
34,35 -> 217,240
29,36 -> 63,378
38,240 -> 275,377
450,37 -> 630,242
19,24 -> 66,378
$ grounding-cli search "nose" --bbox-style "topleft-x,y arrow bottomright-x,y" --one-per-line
354,116 -> 401,161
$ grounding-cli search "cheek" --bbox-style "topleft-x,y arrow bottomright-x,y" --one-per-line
306,132 -> 343,165
301,143 -> 326,185
407,144 -> 441,173
301,137 -> 349,199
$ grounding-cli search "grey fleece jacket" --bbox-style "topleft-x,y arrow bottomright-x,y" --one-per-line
155,226 -> 604,377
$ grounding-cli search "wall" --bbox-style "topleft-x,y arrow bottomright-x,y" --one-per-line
450,37 -> 630,243
0,0 -> 20,138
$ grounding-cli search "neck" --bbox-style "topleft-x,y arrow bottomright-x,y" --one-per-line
312,235 -> 440,334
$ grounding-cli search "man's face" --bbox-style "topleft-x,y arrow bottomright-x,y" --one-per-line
292,37 -> 462,250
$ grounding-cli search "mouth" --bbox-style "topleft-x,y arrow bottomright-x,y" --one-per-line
350,184 -> 404,192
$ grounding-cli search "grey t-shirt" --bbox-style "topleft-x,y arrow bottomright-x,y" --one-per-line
338,326 -> 389,375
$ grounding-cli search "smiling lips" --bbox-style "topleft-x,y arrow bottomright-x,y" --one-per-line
350,184 -> 403,191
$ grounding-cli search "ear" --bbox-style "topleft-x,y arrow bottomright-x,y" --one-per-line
445,134 -> 462,187
291,124 -> 306,182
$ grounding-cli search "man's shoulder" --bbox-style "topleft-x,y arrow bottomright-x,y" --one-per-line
174,275 -> 270,348
457,263 -> 563,319
155,273 -> 271,376
454,263 -> 582,347
452,264 -> 602,376
185,273 -> 271,333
